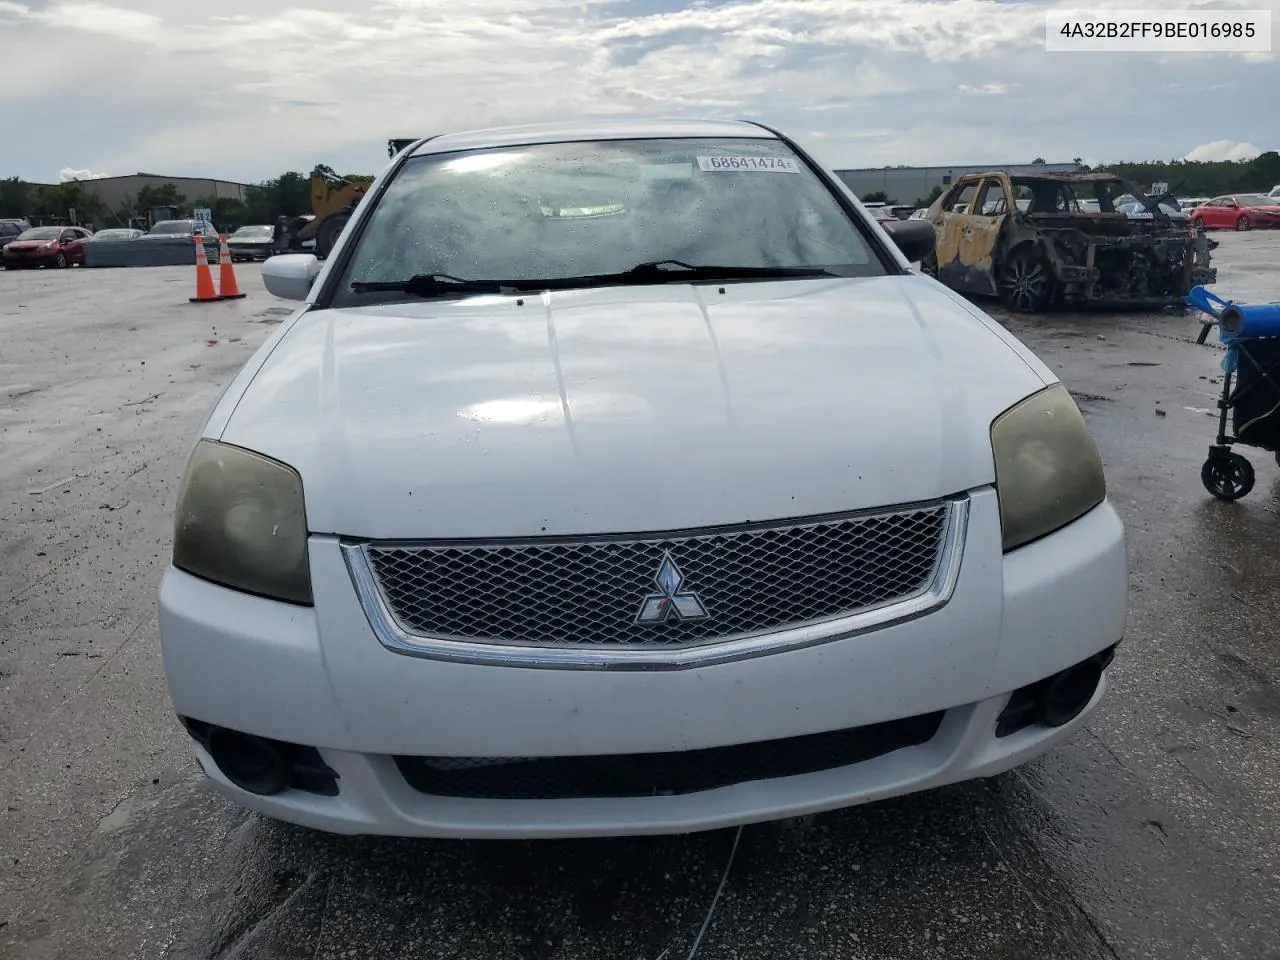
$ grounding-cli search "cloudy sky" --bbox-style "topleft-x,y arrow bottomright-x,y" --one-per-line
1,0 -> 1276,185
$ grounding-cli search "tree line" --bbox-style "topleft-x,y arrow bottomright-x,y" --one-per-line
0,170 -> 374,231
4,151 -> 1278,228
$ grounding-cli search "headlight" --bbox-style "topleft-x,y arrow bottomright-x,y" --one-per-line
990,383 -> 1106,552
172,439 -> 313,604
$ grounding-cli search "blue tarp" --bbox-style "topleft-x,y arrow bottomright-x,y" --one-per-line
83,237 -> 220,268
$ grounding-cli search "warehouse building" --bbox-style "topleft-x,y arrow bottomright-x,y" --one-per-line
75,173 -> 253,211
832,162 -> 1083,204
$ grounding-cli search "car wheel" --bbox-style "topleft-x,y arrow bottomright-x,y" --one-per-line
54,251 -> 68,268
1201,452 -> 1254,500
998,250 -> 1053,313
1236,215 -> 1250,231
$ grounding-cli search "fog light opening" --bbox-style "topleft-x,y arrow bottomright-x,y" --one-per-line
206,727 -> 289,796
1039,661 -> 1103,728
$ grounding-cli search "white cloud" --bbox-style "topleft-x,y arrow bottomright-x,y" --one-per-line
0,0 -> 1275,181
1185,140 -> 1262,162
59,167 -> 111,182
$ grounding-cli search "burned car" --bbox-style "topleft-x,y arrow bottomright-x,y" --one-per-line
921,172 -> 1216,312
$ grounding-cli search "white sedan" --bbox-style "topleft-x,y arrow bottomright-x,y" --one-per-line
159,119 -> 1127,839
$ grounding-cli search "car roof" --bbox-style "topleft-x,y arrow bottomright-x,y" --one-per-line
408,118 -> 778,156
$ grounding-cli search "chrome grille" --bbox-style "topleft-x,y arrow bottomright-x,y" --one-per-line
357,501 -> 954,650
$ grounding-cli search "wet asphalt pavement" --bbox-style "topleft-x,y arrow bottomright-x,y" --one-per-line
1,235 -> 1278,960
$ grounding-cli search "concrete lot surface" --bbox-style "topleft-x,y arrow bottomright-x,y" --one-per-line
2,237 -> 1279,959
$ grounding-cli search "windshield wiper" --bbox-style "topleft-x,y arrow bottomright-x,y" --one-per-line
348,262 -> 838,299
349,273 -> 505,296
616,260 -> 838,281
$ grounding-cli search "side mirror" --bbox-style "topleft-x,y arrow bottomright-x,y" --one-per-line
879,218 -> 936,263
262,254 -> 321,301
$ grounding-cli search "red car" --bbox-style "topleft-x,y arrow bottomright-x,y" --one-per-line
2,226 -> 93,269
1189,194 -> 1280,232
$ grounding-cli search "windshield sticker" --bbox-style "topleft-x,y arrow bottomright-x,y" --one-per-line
697,156 -> 800,174
539,203 -> 626,219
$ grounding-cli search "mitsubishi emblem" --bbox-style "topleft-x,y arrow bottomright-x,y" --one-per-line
635,551 -> 709,623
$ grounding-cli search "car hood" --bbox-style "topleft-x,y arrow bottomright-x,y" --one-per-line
216,275 -> 1052,539
5,240 -> 54,249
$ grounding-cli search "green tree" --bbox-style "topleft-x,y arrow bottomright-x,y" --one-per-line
194,194 -> 248,230
913,185 -> 944,208
243,171 -> 313,223
31,180 -> 108,226
0,176 -> 31,218
1032,157 -> 1046,164
1248,150 -> 1280,187
135,182 -> 187,215
862,190 -> 890,203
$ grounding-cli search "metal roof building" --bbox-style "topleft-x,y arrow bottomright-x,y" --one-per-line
833,163 -> 1084,204
75,174 -> 253,212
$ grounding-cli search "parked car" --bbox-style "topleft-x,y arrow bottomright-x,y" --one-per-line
226,224 -> 276,261
86,228 -> 144,242
158,120 -> 1128,840
1114,194 -> 1188,223
141,219 -> 219,240
1189,195 -> 1280,231
2,225 -> 93,269
1269,185 -> 1280,199
0,218 -> 30,252
921,171 -> 1216,311
139,219 -> 221,261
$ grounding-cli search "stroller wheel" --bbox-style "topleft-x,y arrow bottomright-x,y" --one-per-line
1201,452 -> 1255,501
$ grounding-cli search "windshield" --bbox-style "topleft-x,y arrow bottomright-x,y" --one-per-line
149,221 -> 194,235
91,230 -> 135,240
232,226 -> 274,238
333,137 -> 883,303
17,227 -> 60,241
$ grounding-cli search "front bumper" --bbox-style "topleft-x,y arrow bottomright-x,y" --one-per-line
3,250 -> 55,266
228,243 -> 272,259
158,487 -> 1128,838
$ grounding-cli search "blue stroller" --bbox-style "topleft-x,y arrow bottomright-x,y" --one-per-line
1187,286 -> 1280,500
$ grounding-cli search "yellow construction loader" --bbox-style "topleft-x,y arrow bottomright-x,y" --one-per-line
293,140 -> 421,258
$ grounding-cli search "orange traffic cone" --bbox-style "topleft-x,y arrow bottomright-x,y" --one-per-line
189,235 -> 219,303
216,234 -> 246,301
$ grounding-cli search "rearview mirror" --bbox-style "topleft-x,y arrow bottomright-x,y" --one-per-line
262,254 -> 321,301
879,218 -> 936,263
